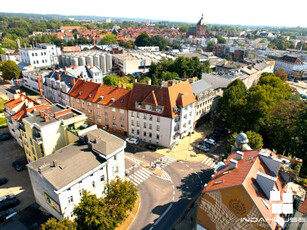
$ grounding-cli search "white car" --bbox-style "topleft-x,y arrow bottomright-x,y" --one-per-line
204,138 -> 216,146
0,194 -> 16,202
125,137 -> 140,145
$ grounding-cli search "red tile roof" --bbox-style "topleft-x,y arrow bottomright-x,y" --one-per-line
127,81 -> 196,118
69,79 -> 131,109
298,199 -> 307,214
62,46 -> 81,52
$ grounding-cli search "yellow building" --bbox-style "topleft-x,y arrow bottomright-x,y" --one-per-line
20,104 -> 87,162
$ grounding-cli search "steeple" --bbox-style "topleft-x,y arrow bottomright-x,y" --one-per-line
197,14 -> 206,26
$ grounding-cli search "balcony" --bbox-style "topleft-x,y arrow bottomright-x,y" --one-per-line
32,135 -> 42,144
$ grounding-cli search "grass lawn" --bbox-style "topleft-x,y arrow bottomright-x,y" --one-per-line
116,194 -> 140,230
0,97 -> 6,113
0,115 -> 7,128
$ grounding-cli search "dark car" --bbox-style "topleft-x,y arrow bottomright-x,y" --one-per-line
146,144 -> 158,151
199,141 -> 211,149
12,161 -> 25,172
0,198 -> 20,211
0,134 -> 12,141
0,208 -> 16,223
0,178 -> 8,186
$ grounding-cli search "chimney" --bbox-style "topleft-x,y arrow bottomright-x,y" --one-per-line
28,101 -> 34,108
14,94 -> 20,100
71,78 -> 76,85
53,160 -> 58,167
229,159 -> 238,169
235,151 -> 244,160
57,73 -> 61,81
46,108 -> 51,113
90,80 -> 93,82
44,115 -> 50,121
40,89 -> 43,96
38,164 -> 51,173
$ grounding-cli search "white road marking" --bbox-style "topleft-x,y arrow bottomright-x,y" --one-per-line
172,196 -> 175,201
154,204 -> 173,226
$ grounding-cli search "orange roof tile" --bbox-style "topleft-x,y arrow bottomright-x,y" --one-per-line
298,199 -> 307,214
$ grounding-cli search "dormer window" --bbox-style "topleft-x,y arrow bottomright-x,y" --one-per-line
135,102 -> 142,109
146,105 -> 152,111
156,105 -> 163,113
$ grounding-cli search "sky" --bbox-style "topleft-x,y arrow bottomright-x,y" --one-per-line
2,0 -> 307,27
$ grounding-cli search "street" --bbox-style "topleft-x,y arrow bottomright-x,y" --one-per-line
125,144 -> 214,230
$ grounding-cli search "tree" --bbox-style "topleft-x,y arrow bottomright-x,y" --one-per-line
150,36 -> 167,51
226,55 -> 233,61
119,40 -> 134,49
103,74 -> 120,86
104,177 -> 138,223
99,34 -> 118,45
161,71 -> 179,81
41,218 -> 77,230
134,32 -> 151,47
295,106 -> 307,175
206,41 -> 215,52
275,68 -> 288,82
0,60 -> 21,80
0,45 -> 5,54
73,191 -> 114,230
216,35 -> 226,44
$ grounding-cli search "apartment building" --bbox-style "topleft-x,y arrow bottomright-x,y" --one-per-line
69,79 -> 131,135
19,44 -> 59,68
196,149 -> 288,230
27,128 -> 125,220
127,81 -> 196,148
274,55 -> 307,78
21,104 -> 87,162
22,70 -> 49,95
4,92 -> 51,147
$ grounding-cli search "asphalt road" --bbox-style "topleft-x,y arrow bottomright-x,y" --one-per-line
0,82 -> 15,97
126,145 -> 214,230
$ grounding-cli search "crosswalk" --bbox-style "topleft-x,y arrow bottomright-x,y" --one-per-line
125,155 -> 142,165
153,156 -> 177,168
201,156 -> 217,168
127,168 -> 153,186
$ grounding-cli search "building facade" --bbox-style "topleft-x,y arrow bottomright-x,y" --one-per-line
27,128 -> 125,220
69,79 -> 131,135
22,70 -> 48,95
196,14 -> 206,38
21,104 -> 87,162
274,55 -> 307,78
127,82 -> 196,148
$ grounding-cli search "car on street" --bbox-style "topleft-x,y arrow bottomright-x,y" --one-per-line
196,144 -> 210,152
145,144 -> 158,151
204,138 -> 216,146
125,137 -> 140,145
0,198 -> 20,211
0,178 -> 8,186
12,160 -> 25,171
0,133 -> 12,141
0,194 -> 16,202
0,208 -> 16,223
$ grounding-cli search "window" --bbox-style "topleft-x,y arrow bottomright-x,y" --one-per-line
42,60 -> 44,63
112,122 -> 116,127
149,132 -> 152,138
156,134 -> 160,140
149,115 -> 153,121
189,112 -> 192,116
157,117 -> 160,122
131,112 -> 134,117
112,116 -> 116,120
97,104 -> 100,108
35,53 -> 38,56
131,120 -> 134,126
144,123 -> 146,128
144,114 -> 147,119
92,181 -> 95,187
87,102 -> 92,106
41,52 -> 43,55
88,109 -> 92,113
132,129 -> 135,134
105,118 -> 108,122
136,121 -> 140,127
68,196 -> 73,203
137,130 -> 140,135
137,113 -> 139,118
32,53 -> 34,57
120,124 -> 124,129
97,119 -> 101,123
77,106 -> 80,110
113,166 -> 119,173
111,108 -> 116,112
149,124 -> 152,130
114,155 -> 117,161
97,111 -> 101,116
144,132 -> 146,136
79,189 -> 84,196
100,175 -> 105,182
120,109 -> 124,114
120,117 -> 124,121
44,52 -> 46,55
104,112 -> 108,116
157,125 -> 160,131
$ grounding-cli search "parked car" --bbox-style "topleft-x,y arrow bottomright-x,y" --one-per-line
125,137 -> 140,145
0,208 -> 16,223
199,141 -> 211,149
0,133 -> 12,141
196,144 -> 210,152
145,144 -> 158,151
0,198 -> 20,211
0,178 -> 8,186
0,194 -> 16,202
204,138 -> 216,146
12,161 -> 25,172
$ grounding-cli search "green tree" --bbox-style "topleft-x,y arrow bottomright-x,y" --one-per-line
150,36 -> 167,51
226,55 -> 233,61
134,32 -> 151,47
161,71 -> 179,81
275,68 -> 288,82
73,191 -> 114,230
295,106 -> 307,175
216,35 -> 226,44
99,34 -> 118,45
206,41 -> 215,52
119,40 -> 134,49
41,218 -> 77,230
0,60 -> 21,80
0,45 -> 5,54
103,74 -> 120,86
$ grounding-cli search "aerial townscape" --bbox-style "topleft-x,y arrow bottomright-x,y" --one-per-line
0,2 -> 307,230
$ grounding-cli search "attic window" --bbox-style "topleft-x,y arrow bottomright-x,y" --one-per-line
214,180 -> 224,185
261,198 -> 270,210
252,182 -> 259,193
120,99 -> 124,103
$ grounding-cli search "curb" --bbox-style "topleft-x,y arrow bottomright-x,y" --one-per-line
127,192 -> 141,230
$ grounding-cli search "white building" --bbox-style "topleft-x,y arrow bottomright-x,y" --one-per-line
127,82 -> 196,148
22,70 -> 50,94
27,128 -> 125,220
19,44 -> 59,68
137,46 -> 159,52
274,55 -> 307,77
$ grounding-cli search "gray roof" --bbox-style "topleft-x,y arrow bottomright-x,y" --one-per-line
23,104 -> 83,128
197,15 -> 206,26
201,73 -> 238,89
235,133 -> 249,144
190,79 -> 213,96
27,129 -> 124,190
85,129 -> 125,157
44,71 -> 77,88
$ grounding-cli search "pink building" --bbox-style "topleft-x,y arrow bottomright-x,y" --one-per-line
69,79 -> 131,135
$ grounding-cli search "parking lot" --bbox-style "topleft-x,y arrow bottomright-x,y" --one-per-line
0,136 -> 35,212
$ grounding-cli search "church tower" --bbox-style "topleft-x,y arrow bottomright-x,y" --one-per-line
196,14 -> 206,37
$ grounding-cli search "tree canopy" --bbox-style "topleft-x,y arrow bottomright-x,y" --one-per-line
99,34 -> 118,45
41,218 -> 77,230
0,60 -> 21,80
134,32 -> 167,51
